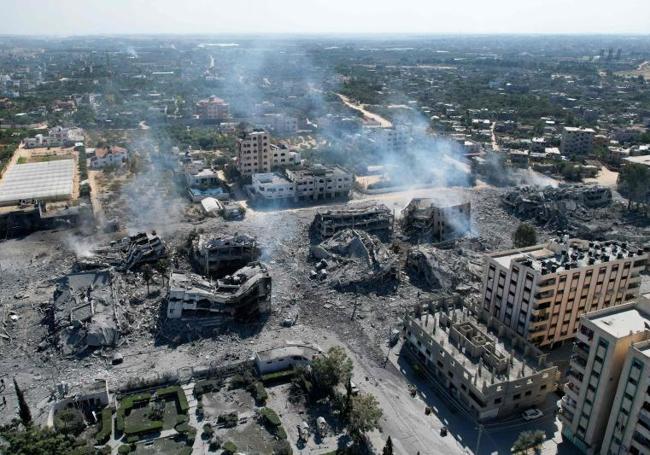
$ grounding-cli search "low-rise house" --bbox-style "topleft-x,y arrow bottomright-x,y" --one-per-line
89,146 -> 127,169
254,344 -> 322,375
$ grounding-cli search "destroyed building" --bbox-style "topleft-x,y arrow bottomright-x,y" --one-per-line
401,198 -> 471,242
310,203 -> 394,241
191,233 -> 260,277
167,262 -> 271,320
501,184 -> 612,229
310,228 -> 399,291
77,232 -> 167,271
404,302 -> 559,421
406,245 -> 485,292
51,271 -> 123,353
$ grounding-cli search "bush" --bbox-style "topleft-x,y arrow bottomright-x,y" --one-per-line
260,407 -> 281,427
222,441 -> 238,455
123,418 -> 163,436
176,414 -> 188,425
175,422 -> 190,433
218,412 -> 238,428
117,445 -> 131,455
247,381 -> 268,405
273,439 -> 293,455
186,427 -> 197,446
209,436 -> 222,451
95,407 -> 113,444
156,385 -> 189,414
125,435 -> 139,444
194,379 -> 222,397
179,449 -> 192,455
229,370 -> 255,390
202,423 -> 214,439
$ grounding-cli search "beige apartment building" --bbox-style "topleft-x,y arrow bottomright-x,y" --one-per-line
195,95 -> 229,121
236,130 -> 272,176
560,298 -> 650,455
561,126 -> 595,155
404,299 -> 559,421
481,238 -> 647,349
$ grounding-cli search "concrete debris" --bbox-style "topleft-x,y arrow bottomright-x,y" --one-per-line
311,203 -> 394,241
401,198 -> 471,242
167,262 -> 272,321
191,233 -> 260,277
51,270 -> 122,354
502,184 -> 612,229
310,228 -> 399,291
406,244 -> 485,292
76,231 -> 167,271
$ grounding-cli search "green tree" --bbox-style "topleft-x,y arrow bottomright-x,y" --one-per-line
154,258 -> 170,287
618,163 -> 650,211
14,378 -> 32,427
142,264 -> 154,296
512,223 -> 538,248
382,435 -> 394,455
0,422 -> 84,455
347,393 -> 383,444
511,430 -> 545,454
310,346 -> 353,397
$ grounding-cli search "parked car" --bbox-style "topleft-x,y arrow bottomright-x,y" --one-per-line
521,408 -> 544,421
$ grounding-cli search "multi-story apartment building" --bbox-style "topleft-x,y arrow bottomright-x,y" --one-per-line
401,198 -> 471,242
236,130 -> 271,176
561,127 -> 595,155
404,299 -> 559,421
270,144 -> 301,167
481,238 -> 647,348
560,298 -> 650,455
195,95 -> 229,121
250,164 -> 353,203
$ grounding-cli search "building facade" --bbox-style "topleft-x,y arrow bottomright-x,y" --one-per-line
236,130 -> 271,176
404,301 -> 559,421
481,238 -> 647,348
561,127 -> 595,155
560,298 -> 650,455
195,96 -> 229,121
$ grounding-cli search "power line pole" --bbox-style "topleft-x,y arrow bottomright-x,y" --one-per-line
475,424 -> 484,455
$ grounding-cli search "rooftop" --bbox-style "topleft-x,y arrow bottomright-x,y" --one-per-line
0,159 -> 74,205
623,155 -> 650,166
587,298 -> 650,339
490,238 -> 645,274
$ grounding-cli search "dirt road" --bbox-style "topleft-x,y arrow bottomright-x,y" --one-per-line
336,93 -> 392,128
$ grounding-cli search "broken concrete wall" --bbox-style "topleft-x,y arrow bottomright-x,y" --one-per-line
401,198 -> 471,242
191,233 -> 260,277
311,203 -> 394,241
167,262 -> 271,321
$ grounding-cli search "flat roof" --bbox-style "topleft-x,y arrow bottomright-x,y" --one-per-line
623,155 -> 650,166
591,308 -> 650,338
0,159 -> 74,204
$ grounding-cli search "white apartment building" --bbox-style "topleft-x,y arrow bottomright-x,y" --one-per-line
89,146 -> 128,169
251,165 -> 353,203
263,113 -> 298,134
373,125 -> 410,154
481,238 -> 647,348
251,173 -> 295,201
560,298 -> 650,455
561,127 -> 595,155
236,130 -> 272,176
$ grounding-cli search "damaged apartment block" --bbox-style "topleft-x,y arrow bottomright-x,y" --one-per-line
191,233 -> 260,277
404,300 -> 559,421
310,203 -> 394,241
167,262 -> 271,321
401,198 -> 471,243
76,231 -> 167,271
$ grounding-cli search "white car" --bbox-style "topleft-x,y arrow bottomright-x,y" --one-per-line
522,408 -> 544,421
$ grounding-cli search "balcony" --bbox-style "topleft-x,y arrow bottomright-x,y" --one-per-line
576,327 -> 593,345
574,340 -> 590,356
570,354 -> 587,373
564,380 -> 580,400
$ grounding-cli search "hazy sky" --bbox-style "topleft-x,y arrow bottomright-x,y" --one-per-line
2,0 -> 650,36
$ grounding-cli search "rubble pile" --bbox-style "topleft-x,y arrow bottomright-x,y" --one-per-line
406,245 -> 485,293
401,198 -> 471,242
75,231 -> 167,271
50,270 -> 124,354
310,228 -> 399,291
167,262 -> 272,321
502,184 -> 612,229
311,203 -> 394,241
191,233 -> 260,277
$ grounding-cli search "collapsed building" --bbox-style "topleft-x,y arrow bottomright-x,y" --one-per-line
501,184 -> 612,230
310,228 -> 399,291
310,203 -> 394,241
401,198 -> 471,242
406,245 -> 485,292
76,232 -> 167,271
191,233 -> 260,277
50,271 -> 123,353
167,262 -> 271,321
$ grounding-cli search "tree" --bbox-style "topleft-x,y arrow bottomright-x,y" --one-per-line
382,436 -> 394,455
310,346 -> 353,397
618,163 -> 650,211
14,378 -> 32,427
0,421 -> 85,455
347,393 -> 383,444
511,430 -> 545,454
142,264 -> 154,296
154,258 -> 170,287
512,223 -> 537,248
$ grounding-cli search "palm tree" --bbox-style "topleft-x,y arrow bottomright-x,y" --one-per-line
142,264 -> 153,296
154,258 -> 170,287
